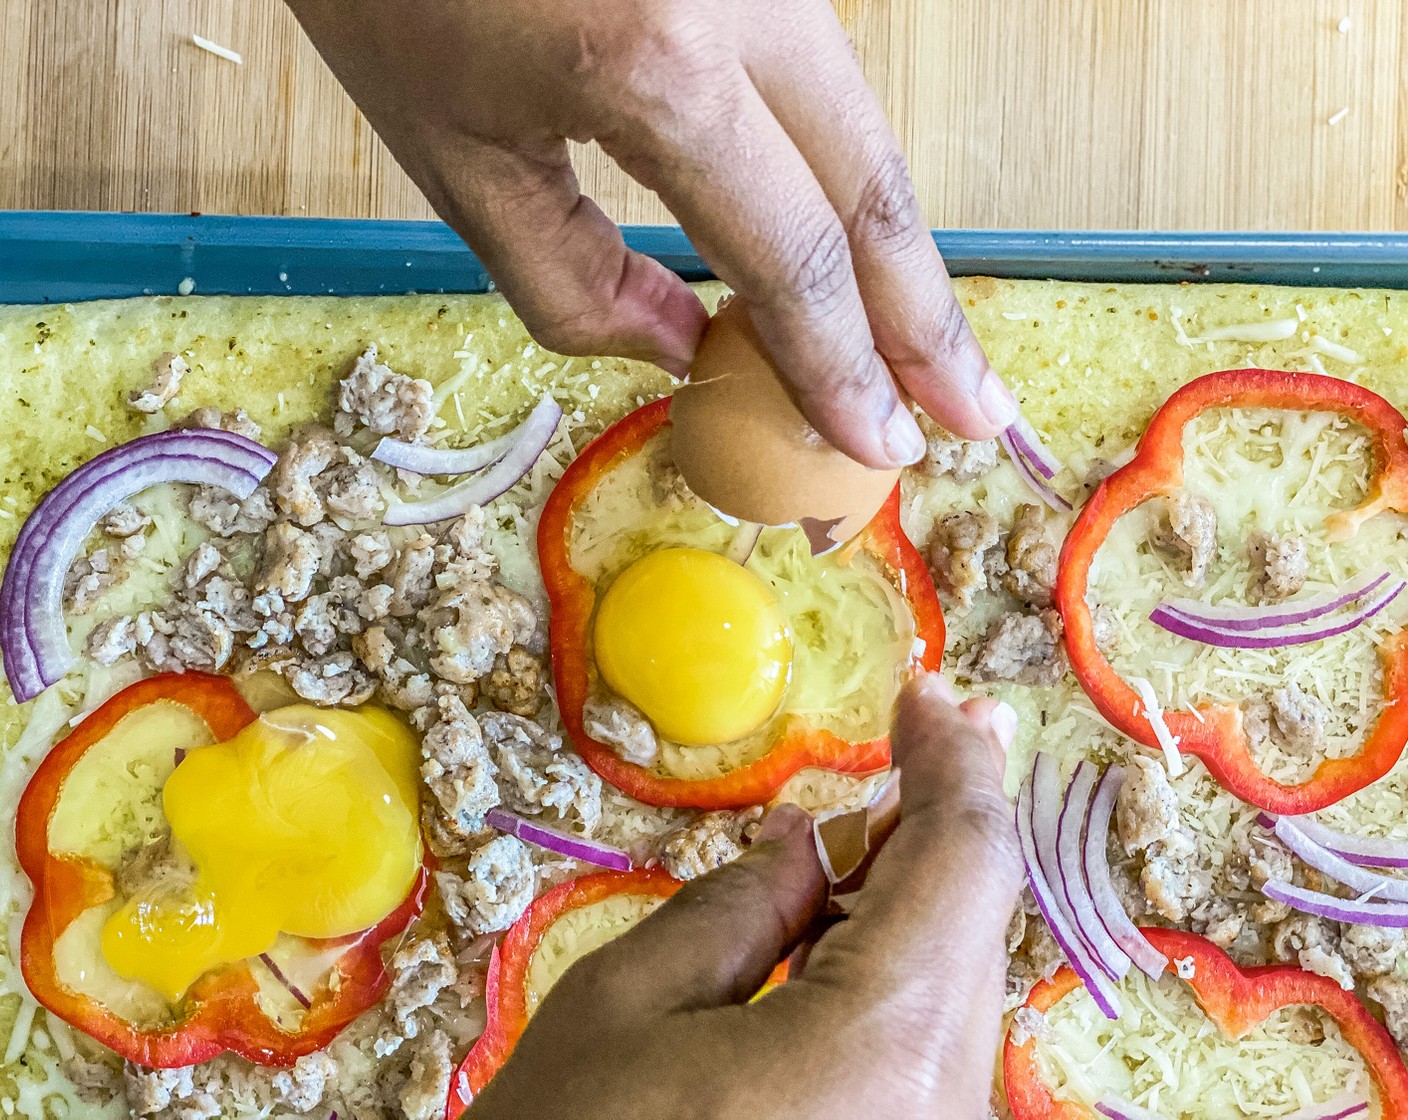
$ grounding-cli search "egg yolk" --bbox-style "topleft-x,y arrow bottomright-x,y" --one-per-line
593,547 -> 792,746
101,705 -> 422,1002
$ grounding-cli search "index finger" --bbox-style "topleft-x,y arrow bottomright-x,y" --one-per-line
792,675 -> 1023,1006
598,67 -> 927,470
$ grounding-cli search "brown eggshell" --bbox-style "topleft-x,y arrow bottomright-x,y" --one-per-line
668,298 -> 901,551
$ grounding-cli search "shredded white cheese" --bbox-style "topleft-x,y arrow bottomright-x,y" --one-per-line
1184,319 -> 1299,345
1130,677 -> 1183,776
1309,334 -> 1362,363
190,33 -> 243,64
1328,107 -> 1350,126
1036,969 -> 1368,1120
1174,956 -> 1196,979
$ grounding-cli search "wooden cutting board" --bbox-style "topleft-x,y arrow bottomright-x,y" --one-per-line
1,0 -> 1404,230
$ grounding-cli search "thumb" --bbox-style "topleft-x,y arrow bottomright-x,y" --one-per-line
568,805 -> 827,1016
794,674 -> 1023,1004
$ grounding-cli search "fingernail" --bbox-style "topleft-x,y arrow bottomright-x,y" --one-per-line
756,803 -> 812,843
978,369 -> 1019,429
882,400 -> 927,467
988,701 -> 1019,753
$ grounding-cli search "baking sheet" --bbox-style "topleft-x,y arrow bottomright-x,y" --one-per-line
7,212 -> 1408,303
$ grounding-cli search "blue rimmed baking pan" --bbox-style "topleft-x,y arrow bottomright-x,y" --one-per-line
6,212 -> 1408,303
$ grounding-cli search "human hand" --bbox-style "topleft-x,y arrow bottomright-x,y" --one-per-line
465,676 -> 1023,1120
284,0 -> 1019,469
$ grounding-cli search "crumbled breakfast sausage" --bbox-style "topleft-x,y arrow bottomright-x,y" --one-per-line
659,808 -> 762,880
348,529 -> 395,580
65,548 -> 125,610
582,691 -> 659,767
958,610 -> 1065,687
425,579 -> 538,685
1140,831 -> 1212,922
268,1051 -> 336,1113
482,710 -> 603,833
919,419 -> 999,482
1148,491 -> 1218,588
1368,976 -> 1408,1049
399,1029 -> 455,1120
929,510 -> 1002,610
127,352 -> 188,413
420,691 -> 500,833
87,615 -> 137,665
115,833 -> 197,901
438,835 -> 537,935
1272,914 -> 1353,990
322,454 -> 384,529
387,535 -> 437,617
181,541 -> 223,590
138,600 -> 236,674
1190,898 -> 1245,951
1002,503 -> 1058,608
336,344 -> 436,442
1115,755 -> 1180,854
271,427 -> 341,527
175,405 -> 263,442
355,623 -> 436,712
1342,924 -> 1406,979
1267,683 -> 1330,758
100,502 -> 152,538
124,1066 -> 197,1116
380,933 -> 459,1056
1248,530 -> 1309,603
279,651 -> 376,707
481,647 -> 546,717
256,521 -> 322,603
188,484 -> 276,538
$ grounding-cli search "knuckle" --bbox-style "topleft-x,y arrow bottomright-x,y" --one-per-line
849,151 -> 922,250
931,290 -> 976,353
779,220 -> 855,316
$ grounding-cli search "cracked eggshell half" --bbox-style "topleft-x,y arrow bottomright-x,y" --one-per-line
668,297 -> 901,553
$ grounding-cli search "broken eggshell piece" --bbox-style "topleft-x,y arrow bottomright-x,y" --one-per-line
812,768 -> 903,895
669,297 -> 901,556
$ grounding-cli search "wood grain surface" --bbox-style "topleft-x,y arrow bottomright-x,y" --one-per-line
2,0 -> 1405,231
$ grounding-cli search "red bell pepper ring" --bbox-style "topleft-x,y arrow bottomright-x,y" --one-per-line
1056,369 -> 1408,815
446,867 -> 787,1118
537,396 -> 945,809
1004,926 -> 1408,1120
15,672 -> 428,1068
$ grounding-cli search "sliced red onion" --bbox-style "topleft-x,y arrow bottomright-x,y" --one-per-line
1157,570 -> 1393,632
0,429 -> 276,702
371,428 -> 519,476
1005,416 -> 1063,480
1096,1095 -> 1367,1120
1055,761 -> 1131,981
1271,818 -> 1408,902
382,396 -> 562,526
258,952 -> 312,1009
1000,428 -> 1073,513
1259,813 -> 1408,869
1149,577 -> 1406,650
1016,755 -> 1121,1019
1083,766 -> 1169,979
485,807 -> 632,872
1094,1096 -> 1172,1120
1261,878 -> 1408,926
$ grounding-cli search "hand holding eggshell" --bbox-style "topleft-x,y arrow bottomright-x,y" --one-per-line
669,297 -> 903,554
